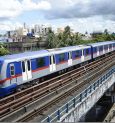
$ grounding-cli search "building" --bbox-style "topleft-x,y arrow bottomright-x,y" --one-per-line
57,27 -> 64,34
34,25 -> 51,37
6,23 -> 52,42
7,30 -> 17,42
82,34 -> 92,40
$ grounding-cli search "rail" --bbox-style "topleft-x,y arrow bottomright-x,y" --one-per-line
15,56 -> 115,122
0,53 -> 114,118
0,52 -> 115,122
42,67 -> 115,122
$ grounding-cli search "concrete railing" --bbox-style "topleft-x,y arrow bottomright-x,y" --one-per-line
41,67 -> 115,122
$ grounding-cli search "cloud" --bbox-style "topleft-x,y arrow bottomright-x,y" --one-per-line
0,0 -> 22,20
44,0 -> 115,20
0,21 -> 23,31
21,0 -> 51,11
0,0 -> 115,21
49,16 -> 115,33
0,0 -> 115,33
0,0 -> 51,21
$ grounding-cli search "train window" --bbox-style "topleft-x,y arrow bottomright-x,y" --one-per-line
68,52 -> 69,59
109,44 -> 112,49
36,57 -> 45,68
99,46 -> 103,51
50,56 -> 51,64
85,49 -> 89,56
10,65 -> 15,76
68,52 -> 72,59
104,45 -> 108,50
22,61 -> 25,72
53,56 -> 55,64
74,51 -> 80,58
27,60 -> 31,71
113,43 -> 115,47
50,56 -> 55,64
58,53 -> 65,62
93,47 -> 97,53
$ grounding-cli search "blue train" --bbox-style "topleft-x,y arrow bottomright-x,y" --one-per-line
0,41 -> 115,97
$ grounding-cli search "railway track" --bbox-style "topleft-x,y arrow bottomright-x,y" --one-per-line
0,52 -> 115,122
0,53 -> 114,104
15,54 -> 115,122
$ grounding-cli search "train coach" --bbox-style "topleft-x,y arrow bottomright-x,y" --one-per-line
89,41 -> 115,59
0,41 -> 115,97
0,45 -> 91,97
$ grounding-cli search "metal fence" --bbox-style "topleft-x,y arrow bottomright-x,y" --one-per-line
42,67 -> 115,122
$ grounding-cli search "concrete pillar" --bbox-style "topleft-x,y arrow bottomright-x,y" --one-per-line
95,106 -> 102,116
111,93 -> 115,103
79,115 -> 86,122
85,105 -> 97,122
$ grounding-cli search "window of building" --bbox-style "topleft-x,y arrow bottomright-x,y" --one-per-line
36,57 -> 45,68
58,53 -> 65,62
10,64 -> 15,76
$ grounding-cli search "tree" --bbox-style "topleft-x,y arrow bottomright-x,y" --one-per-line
60,26 -> 72,47
85,31 -> 88,35
0,34 -> 3,37
46,25 -> 115,49
0,44 -> 10,56
47,32 -> 55,48
104,29 -> 108,35
64,26 -> 71,36
46,30 -> 61,48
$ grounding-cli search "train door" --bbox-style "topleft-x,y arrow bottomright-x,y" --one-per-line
103,46 -> 105,54
81,49 -> 84,62
112,44 -> 113,51
97,47 -> 99,56
22,60 -> 32,81
108,45 -> 110,52
68,52 -> 72,66
10,64 -> 16,84
50,55 -> 56,72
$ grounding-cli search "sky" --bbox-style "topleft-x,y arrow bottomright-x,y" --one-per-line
0,0 -> 115,34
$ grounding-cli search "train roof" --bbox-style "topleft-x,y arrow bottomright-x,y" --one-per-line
0,50 -> 50,62
77,45 -> 91,49
46,47 -> 76,54
0,41 -> 114,62
60,46 -> 81,52
47,45 -> 91,54
88,41 -> 115,47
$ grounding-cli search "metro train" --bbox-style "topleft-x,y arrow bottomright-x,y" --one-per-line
0,41 -> 115,97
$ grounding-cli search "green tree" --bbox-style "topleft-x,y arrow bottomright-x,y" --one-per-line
61,26 -> 72,46
0,44 -> 9,56
0,34 -> 3,37
104,29 -> 108,35
46,30 -> 61,48
46,26 -> 115,49
64,26 -> 71,36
